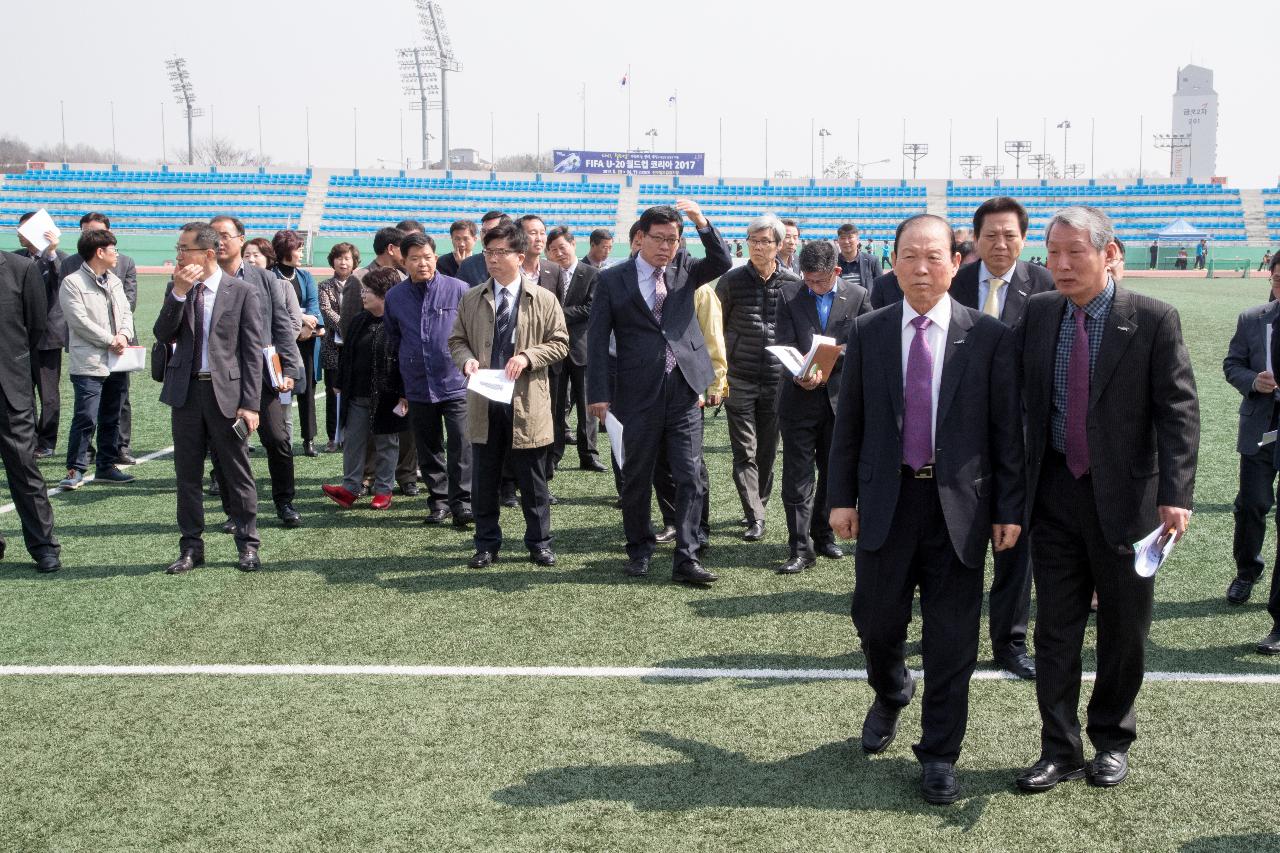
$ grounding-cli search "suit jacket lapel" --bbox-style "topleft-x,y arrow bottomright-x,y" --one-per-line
624,262 -> 660,329
951,265 -> 980,310
826,281 -> 857,331
797,286 -> 822,336
210,275 -> 237,341
880,303 -> 905,432
936,299 -> 973,428
1089,287 -> 1138,407
1000,261 -> 1030,323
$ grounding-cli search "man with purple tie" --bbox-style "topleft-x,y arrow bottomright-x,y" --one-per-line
827,214 -> 1024,805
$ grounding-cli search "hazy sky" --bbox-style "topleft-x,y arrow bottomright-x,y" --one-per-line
8,0 -> 1278,186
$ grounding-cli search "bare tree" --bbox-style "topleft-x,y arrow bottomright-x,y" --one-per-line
175,136 -> 272,168
493,151 -> 554,172
1097,167 -> 1167,180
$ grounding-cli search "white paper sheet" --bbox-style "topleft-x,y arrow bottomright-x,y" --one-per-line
1260,429 -> 1277,448
1133,524 -> 1178,578
17,209 -> 60,255
765,345 -> 805,377
106,346 -> 146,373
467,369 -> 515,404
605,411 -> 625,468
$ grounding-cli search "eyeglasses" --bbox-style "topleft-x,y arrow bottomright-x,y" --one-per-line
174,245 -> 201,254
747,238 -> 777,247
482,248 -> 518,258
644,234 -> 680,247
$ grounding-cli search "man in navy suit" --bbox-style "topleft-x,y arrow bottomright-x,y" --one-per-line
827,214 -> 1024,805
587,201 -> 731,583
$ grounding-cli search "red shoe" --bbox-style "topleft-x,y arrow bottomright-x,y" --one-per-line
371,493 -> 392,510
322,484 -> 357,508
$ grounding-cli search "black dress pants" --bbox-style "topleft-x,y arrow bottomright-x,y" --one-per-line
779,408 -> 835,561
656,409 -> 710,546
296,339 -> 318,443
410,397 -> 471,514
471,404 -> 551,555
1031,450 -> 1154,764
31,348 -> 61,451
173,380 -> 259,555
212,383 -> 294,512
988,533 -> 1033,657
0,397 -> 59,560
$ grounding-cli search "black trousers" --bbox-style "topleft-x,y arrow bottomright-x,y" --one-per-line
118,374 -> 133,452
212,383 -> 294,512
619,371 -> 704,567
779,409 -> 835,560
296,339 -> 318,443
0,397 -> 59,560
1231,446 -> 1280,630
471,405 -> 551,554
552,362 -> 600,470
1031,450 -> 1153,763
852,473 -> 982,765
655,413 -> 711,545
409,397 -> 471,514
324,375 -> 338,442
989,532 -> 1033,656
31,348 -> 61,451
724,382 -> 779,524
173,380 -> 259,555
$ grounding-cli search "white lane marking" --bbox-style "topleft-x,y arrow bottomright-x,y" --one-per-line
0,446 -> 175,514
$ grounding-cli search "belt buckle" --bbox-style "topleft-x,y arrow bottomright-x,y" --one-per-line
914,465 -> 934,479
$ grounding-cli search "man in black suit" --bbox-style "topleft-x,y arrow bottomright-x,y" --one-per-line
15,211 -> 68,457
835,222 -> 882,290
436,219 -> 476,279
774,240 -> 869,574
209,215 -> 304,531
582,228 -> 613,269
1223,254 -> 1280,654
1014,206 -> 1198,793
0,251 -> 61,572
546,227 -> 603,472
828,214 -> 1024,805
343,227 -> 405,335
587,201 -> 731,583
457,211 -> 513,286
154,222 -> 266,574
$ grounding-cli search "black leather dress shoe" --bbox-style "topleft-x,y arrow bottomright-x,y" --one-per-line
580,459 -> 607,472
399,481 -> 420,497
302,441 -> 318,458
673,560 -> 719,584
206,477 -> 220,496
1015,758 -> 1086,792
921,761 -> 959,805
221,518 -> 237,535
861,679 -> 915,754
654,525 -> 678,544
277,505 -> 302,528
529,548 -> 556,567
1086,751 -> 1129,787
743,521 -> 765,541
1227,576 -> 1256,605
422,507 -> 450,525
468,550 -> 498,569
35,554 -> 61,573
165,551 -> 204,575
117,451 -> 138,465
777,556 -> 814,574
452,508 -> 474,528
547,494 -> 561,506
237,549 -> 261,572
625,557 -> 650,577
995,651 -> 1037,681
815,541 -> 843,559
1257,630 -> 1280,655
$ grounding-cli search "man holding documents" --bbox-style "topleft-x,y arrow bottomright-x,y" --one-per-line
58,228 -> 135,489
1222,253 -> 1280,654
449,222 -> 568,569
15,210 -> 68,458
1015,207 -> 1198,793
827,214 -> 1024,805
773,240 -> 868,574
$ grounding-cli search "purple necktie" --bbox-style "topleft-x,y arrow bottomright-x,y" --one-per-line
1066,306 -> 1091,478
652,267 -> 676,374
903,315 -> 934,471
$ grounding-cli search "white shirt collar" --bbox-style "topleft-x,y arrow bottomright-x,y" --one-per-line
561,260 -> 577,279
901,294 -> 952,331
635,253 -> 662,283
202,266 -> 224,293
979,259 -> 1016,284
493,275 -> 521,299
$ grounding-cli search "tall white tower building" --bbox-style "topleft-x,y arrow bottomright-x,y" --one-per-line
1171,65 -> 1218,180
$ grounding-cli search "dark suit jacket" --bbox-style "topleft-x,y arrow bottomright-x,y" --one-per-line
828,298 -> 1025,568
62,252 -> 138,310
153,273 -> 265,419
870,259 -> 1054,321
562,262 -> 599,367
457,252 -> 490,287
14,248 -> 67,350
0,252 -> 47,410
240,265 -> 304,390
436,252 -> 462,279
1018,286 -> 1199,551
1223,300 -> 1280,455
773,278 -> 870,419
586,224 -> 732,417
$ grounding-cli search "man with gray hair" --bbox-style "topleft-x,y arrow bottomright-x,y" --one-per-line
1015,206 -> 1198,793
716,214 -> 799,542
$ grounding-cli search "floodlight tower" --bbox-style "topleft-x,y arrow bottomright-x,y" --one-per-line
1153,132 -> 1192,178
1027,153 -> 1050,179
416,0 -> 462,169
982,165 -> 1005,179
958,155 -> 982,179
1063,163 -> 1086,179
165,56 -> 202,165
902,142 -> 928,179
398,46 -> 441,167
1004,140 -> 1031,178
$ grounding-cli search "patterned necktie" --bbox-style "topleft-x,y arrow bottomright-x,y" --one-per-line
191,281 -> 206,375
652,267 -> 676,374
902,315 -> 934,471
491,288 -> 512,370
1065,306 -> 1091,478
983,277 -> 1004,318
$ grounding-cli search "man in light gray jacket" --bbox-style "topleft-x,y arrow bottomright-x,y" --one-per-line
58,228 -> 135,489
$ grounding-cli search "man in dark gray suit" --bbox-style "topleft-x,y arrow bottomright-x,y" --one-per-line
545,227 -> 602,471
828,214 -> 1024,805
0,251 -> 61,572
15,211 -> 68,457
587,201 -> 731,582
154,222 -> 265,574
1222,253 -> 1280,654
1015,206 -> 1198,793
517,215 -> 565,489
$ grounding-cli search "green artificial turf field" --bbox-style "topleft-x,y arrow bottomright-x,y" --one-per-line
0,275 -> 1277,851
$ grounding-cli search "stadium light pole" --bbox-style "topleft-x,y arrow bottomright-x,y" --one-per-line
983,165 -> 1005,180
160,102 -> 167,166
398,46 -> 440,167
165,55 -> 202,166
1004,140 -> 1031,179
1153,132 -> 1192,178
646,128 -> 658,153
581,83 -> 587,150
1057,120 -> 1071,176
818,128 -> 832,178
902,143 -> 928,179
1028,153 -> 1049,180
59,100 -> 67,162
110,101 -> 117,164
959,155 -> 982,179
414,1 -> 462,170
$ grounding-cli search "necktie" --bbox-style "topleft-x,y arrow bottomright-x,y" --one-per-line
491,288 -> 512,370
983,277 -> 1004,318
902,315 -> 934,471
1065,306 -> 1091,478
1269,315 -> 1280,429
652,267 -> 676,374
191,281 -> 206,375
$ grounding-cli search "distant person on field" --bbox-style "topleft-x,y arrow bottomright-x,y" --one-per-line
436,219 -> 476,279
583,228 -> 614,269
1259,250 -> 1273,273
1149,241 -> 1159,270
1195,239 -> 1207,270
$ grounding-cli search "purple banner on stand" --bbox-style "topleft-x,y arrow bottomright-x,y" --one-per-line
552,150 -> 704,176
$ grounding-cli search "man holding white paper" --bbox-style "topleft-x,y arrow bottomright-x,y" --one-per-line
15,210 -> 68,458
57,228 -> 135,489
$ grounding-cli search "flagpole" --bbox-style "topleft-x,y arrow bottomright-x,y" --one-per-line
581,82 -> 587,150
626,64 -> 632,152
673,89 -> 679,151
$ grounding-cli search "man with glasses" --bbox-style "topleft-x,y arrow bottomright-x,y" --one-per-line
716,214 -> 798,543
457,211 -> 514,286
154,223 -> 266,574
587,200 -> 731,583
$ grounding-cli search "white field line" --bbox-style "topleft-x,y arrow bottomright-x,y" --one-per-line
0,445 -> 175,514
0,664 -> 1277,684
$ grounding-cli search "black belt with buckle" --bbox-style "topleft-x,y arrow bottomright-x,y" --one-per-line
902,464 -> 934,479
196,371 -> 212,381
